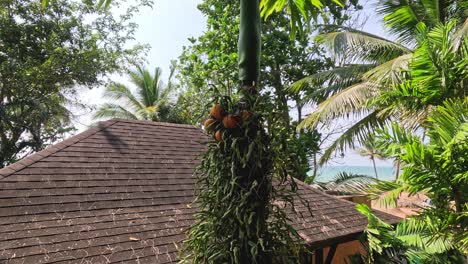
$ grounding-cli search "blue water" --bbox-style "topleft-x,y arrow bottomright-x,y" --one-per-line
312,166 -> 396,182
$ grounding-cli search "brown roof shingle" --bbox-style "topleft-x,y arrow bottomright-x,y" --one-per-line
0,118 -> 399,263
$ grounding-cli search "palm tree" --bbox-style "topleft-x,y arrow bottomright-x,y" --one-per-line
365,98 -> 468,260
357,134 -> 384,179
291,0 -> 466,164
94,66 -> 175,121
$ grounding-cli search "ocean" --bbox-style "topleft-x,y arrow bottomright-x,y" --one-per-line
312,166 -> 397,182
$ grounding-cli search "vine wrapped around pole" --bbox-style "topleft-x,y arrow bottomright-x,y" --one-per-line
181,1 -> 305,263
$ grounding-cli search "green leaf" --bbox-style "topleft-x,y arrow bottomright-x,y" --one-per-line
41,0 -> 49,9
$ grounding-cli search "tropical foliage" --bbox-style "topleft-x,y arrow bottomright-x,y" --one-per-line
0,0 -> 150,167
94,65 -> 183,122
177,0 -> 337,124
287,2 -> 468,261
260,0 -> 359,38
291,0 -> 467,164
373,99 -> 467,214
366,18 -> 468,211
354,203 -> 467,264
372,19 -> 467,121
176,0 -> 362,181
180,0 -> 366,262
356,98 -> 468,263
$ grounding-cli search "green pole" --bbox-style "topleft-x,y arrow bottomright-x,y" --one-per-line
238,0 -> 261,86
238,2 -> 267,263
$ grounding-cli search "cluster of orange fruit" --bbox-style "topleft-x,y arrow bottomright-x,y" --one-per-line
204,104 -> 252,142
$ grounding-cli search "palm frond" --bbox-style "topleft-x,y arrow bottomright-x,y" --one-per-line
315,30 -> 411,63
378,0 -> 465,44
395,217 -> 455,254
410,20 -> 467,104
103,83 -> 144,111
321,172 -> 378,194
127,66 -> 153,107
259,0 -> 345,39
367,180 -> 408,208
149,67 -> 164,105
289,64 -> 376,100
395,218 -> 427,249
143,67 -> 157,107
332,171 -> 377,184
128,65 -> 147,90
95,65 -> 176,122
397,107 -> 430,130
363,53 -> 412,83
454,221 -> 468,254
299,82 -> 379,129
355,204 -> 396,255
317,110 -> 388,165
451,18 -> 468,52
377,0 -> 428,44
427,98 -> 468,144
157,82 -> 175,105
375,119 -> 420,152
93,103 -> 139,120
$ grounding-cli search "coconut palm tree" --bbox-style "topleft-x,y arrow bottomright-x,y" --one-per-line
291,0 -> 466,164
94,66 -> 175,121
357,134 -> 385,179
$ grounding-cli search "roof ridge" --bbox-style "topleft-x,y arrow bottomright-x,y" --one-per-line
109,118 -> 200,129
0,119 -> 119,180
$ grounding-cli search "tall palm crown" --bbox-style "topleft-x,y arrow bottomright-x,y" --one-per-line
292,0 -> 467,164
357,135 -> 385,179
94,66 -> 175,121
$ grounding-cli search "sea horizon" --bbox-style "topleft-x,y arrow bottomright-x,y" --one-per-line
312,165 -> 397,182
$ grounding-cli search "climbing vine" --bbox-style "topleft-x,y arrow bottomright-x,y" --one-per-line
181,90 -> 307,263
181,0 -> 308,263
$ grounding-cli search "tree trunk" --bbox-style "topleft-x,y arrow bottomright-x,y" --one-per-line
372,157 -> 378,180
312,153 -> 318,181
395,160 -> 400,180
296,98 -> 303,123
453,186 -> 462,213
271,62 -> 291,133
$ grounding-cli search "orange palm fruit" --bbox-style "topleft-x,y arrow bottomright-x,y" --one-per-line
222,115 -> 238,129
210,104 -> 225,120
204,118 -> 217,131
215,130 -> 223,142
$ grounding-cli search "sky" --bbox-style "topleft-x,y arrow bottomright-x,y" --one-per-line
76,0 -> 394,168
75,0 -> 206,128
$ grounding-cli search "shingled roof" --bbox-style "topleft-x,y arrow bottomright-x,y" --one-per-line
0,118 -> 399,264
